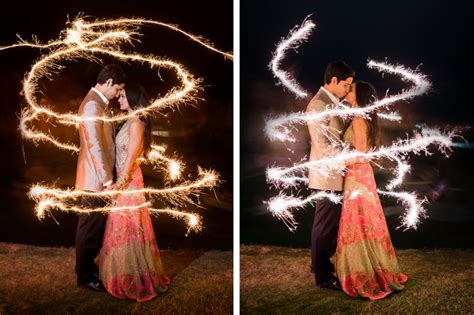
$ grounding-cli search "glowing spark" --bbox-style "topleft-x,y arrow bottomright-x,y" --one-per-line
269,16 -> 315,98
149,208 -> 202,235
377,111 -> 402,122
385,156 -> 410,190
142,145 -> 184,181
349,190 -> 362,200
2,16 -> 230,233
168,161 -> 182,180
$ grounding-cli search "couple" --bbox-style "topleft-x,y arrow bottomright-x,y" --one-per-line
307,61 -> 408,300
75,64 -> 170,302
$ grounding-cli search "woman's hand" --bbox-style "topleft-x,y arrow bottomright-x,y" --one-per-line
105,183 -> 117,191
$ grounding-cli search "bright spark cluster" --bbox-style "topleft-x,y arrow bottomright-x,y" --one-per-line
1,16 -> 231,233
264,16 -> 462,232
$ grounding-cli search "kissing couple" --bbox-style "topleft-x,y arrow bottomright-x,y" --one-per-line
308,61 -> 408,300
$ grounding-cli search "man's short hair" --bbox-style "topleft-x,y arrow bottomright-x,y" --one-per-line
324,61 -> 355,84
96,64 -> 128,85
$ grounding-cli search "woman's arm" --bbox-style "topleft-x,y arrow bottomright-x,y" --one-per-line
115,119 -> 145,188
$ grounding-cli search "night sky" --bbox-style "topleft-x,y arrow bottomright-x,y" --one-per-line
241,0 -> 474,248
1,0 -> 473,251
0,0 -> 233,249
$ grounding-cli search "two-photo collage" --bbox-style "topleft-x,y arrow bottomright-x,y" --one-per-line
0,0 -> 473,313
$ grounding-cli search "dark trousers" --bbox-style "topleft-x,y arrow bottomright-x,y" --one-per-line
310,189 -> 342,284
75,195 -> 107,285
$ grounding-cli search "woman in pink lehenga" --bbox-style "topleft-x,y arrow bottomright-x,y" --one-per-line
331,81 -> 408,300
97,84 -> 170,302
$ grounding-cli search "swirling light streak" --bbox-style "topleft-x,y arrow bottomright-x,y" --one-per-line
267,128 -> 456,186
265,191 -> 342,232
269,16 -> 315,98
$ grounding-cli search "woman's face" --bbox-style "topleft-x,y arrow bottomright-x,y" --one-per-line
344,83 -> 357,107
118,89 -> 130,111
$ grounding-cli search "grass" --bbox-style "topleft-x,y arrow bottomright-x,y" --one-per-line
241,245 -> 474,314
0,242 -> 232,314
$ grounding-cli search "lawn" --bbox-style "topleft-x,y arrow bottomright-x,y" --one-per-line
0,242 -> 232,314
241,245 -> 474,314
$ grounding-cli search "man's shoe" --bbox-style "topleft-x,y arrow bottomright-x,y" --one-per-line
316,277 -> 341,290
79,279 -> 105,292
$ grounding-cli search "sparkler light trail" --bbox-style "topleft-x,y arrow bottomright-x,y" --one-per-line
3,16 -> 233,151
264,16 -> 463,231
266,191 -> 342,232
33,197 -> 202,235
265,59 -> 431,143
267,128 -> 457,187
377,190 -> 428,231
29,168 -> 219,207
269,16 -> 315,98
142,144 -> 184,181
265,127 -> 461,230
1,15 -> 231,233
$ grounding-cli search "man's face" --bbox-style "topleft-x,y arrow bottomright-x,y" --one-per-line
110,83 -> 125,99
103,80 -> 125,99
344,83 -> 356,106
333,77 -> 353,99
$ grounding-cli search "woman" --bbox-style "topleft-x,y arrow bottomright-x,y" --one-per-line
331,81 -> 408,300
97,84 -> 170,302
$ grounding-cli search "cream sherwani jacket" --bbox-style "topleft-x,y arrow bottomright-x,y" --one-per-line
75,90 -> 115,192
306,88 -> 345,191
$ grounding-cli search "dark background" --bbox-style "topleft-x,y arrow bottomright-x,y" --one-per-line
241,0 -> 474,248
0,0 -> 233,249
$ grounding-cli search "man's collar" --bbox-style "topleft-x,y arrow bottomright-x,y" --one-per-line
91,87 -> 109,105
320,86 -> 340,105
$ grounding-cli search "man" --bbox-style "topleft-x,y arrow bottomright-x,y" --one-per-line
307,61 -> 355,289
75,64 -> 127,291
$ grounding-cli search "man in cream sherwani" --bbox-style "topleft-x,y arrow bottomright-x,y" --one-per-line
75,64 -> 127,291
307,61 -> 354,290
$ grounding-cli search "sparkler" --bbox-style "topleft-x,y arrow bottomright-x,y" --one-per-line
265,16 -> 462,231
266,191 -> 342,232
142,144 -> 184,181
1,16 -> 231,233
377,190 -> 428,231
269,16 -> 315,98
33,198 -> 202,235
29,168 -> 219,206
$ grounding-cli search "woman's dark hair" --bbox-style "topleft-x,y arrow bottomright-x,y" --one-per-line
323,61 -> 355,84
125,84 -> 152,156
355,81 -> 381,148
